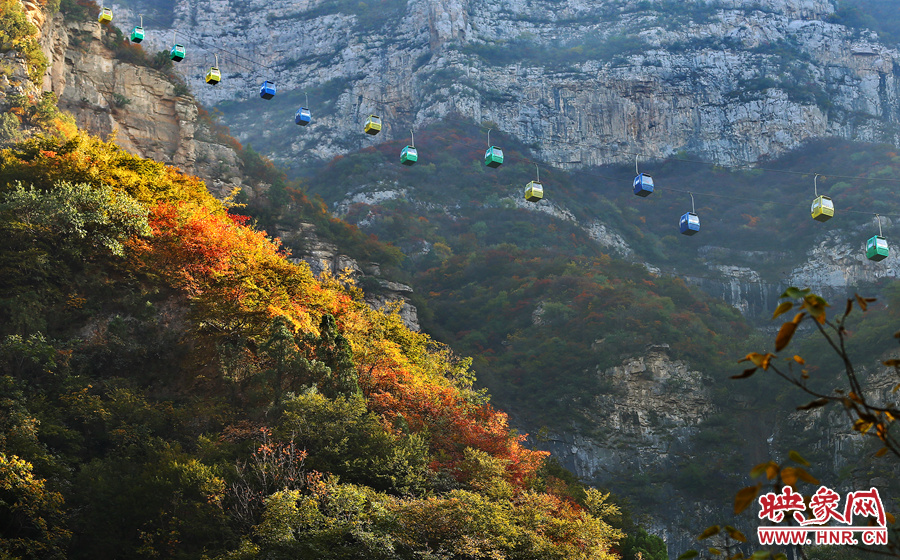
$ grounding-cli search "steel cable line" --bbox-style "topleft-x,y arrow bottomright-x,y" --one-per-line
117,12 -> 900,220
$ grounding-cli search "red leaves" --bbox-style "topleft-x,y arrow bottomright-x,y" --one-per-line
366,365 -> 548,490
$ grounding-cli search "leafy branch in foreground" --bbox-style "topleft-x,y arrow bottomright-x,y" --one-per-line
682,287 -> 900,560
738,287 -> 900,460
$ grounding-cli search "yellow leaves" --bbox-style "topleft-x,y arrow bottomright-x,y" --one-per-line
724,526 -> 747,543
734,485 -> 760,514
802,294 -> 829,324
750,461 -> 777,480
853,419 -> 873,433
780,467 -> 819,487
855,294 -> 876,312
775,313 -> 805,351
698,525 -> 720,540
771,301 -> 792,320
738,353 -> 775,371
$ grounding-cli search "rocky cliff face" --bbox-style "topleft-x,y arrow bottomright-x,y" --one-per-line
545,344 -> 714,481
2,1 -> 420,330
38,10 -> 245,198
107,0 -> 900,171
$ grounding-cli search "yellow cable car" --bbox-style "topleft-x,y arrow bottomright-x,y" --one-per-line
811,195 -> 834,221
364,115 -> 382,135
205,54 -> 221,85
98,7 -> 113,23
525,180 -> 543,202
810,175 -> 833,222
205,67 -> 221,84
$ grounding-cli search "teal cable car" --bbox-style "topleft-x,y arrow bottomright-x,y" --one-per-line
484,129 -> 503,168
525,164 -> 543,202
206,54 -> 220,85
98,7 -> 112,24
364,115 -> 382,135
170,33 -> 185,62
400,130 -> 417,166
811,175 -> 834,222
866,215 -> 889,261
130,16 -> 144,43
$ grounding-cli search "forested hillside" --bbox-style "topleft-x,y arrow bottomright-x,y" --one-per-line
0,133 -> 638,559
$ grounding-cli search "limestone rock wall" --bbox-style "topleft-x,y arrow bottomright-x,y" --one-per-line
38,11 -> 244,198
102,0 -> 900,170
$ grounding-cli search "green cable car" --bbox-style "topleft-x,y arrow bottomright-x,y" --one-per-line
866,215 -> 889,261
484,130 -> 503,168
400,130 -> 417,165
400,145 -> 417,165
98,7 -> 113,24
866,236 -> 889,261
170,33 -> 185,61
811,195 -> 834,221
130,15 -> 144,43
170,44 -> 185,62
364,115 -> 382,135
485,146 -> 503,168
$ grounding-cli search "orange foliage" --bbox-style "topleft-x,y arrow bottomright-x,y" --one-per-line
365,364 -> 547,490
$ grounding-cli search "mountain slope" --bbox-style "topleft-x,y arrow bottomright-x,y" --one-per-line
0,131 -> 634,559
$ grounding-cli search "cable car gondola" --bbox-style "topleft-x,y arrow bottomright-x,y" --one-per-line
484,129 -> 503,168
98,7 -> 112,24
633,156 -> 653,197
170,32 -> 185,62
400,130 -> 417,166
295,108 -> 311,126
525,164 -> 544,202
206,54 -> 221,85
260,80 -> 276,100
130,15 -> 144,43
680,193 -> 700,235
364,115 -> 382,135
811,174 -> 834,221
295,93 -> 311,125
866,215 -> 889,261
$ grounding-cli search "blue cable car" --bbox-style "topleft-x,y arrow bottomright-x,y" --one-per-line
633,173 -> 654,197
295,107 -> 311,126
680,193 -> 700,235
680,212 -> 700,235
260,80 -> 276,100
